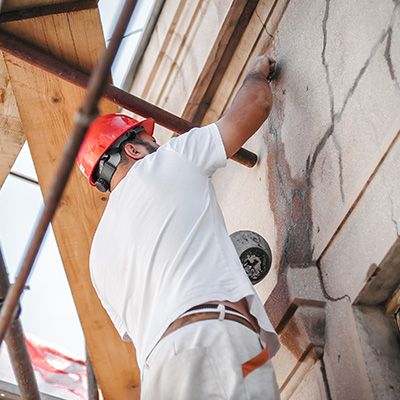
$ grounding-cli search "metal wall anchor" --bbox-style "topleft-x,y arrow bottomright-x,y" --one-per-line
230,230 -> 272,284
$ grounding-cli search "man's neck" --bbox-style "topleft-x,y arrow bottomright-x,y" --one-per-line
110,162 -> 134,191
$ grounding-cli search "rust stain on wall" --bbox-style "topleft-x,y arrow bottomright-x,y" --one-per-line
263,86 -> 315,358
265,87 -> 313,275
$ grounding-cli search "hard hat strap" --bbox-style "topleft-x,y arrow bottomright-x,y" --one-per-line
95,151 -> 121,192
94,125 -> 146,192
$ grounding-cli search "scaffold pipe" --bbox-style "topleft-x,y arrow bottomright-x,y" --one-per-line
0,0 -> 139,345
0,249 -> 41,400
0,29 -> 258,167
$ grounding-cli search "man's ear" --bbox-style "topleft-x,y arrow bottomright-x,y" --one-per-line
123,142 -> 145,160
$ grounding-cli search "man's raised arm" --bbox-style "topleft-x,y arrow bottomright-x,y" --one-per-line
216,55 -> 275,158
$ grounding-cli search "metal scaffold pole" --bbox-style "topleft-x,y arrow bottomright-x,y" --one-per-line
86,349 -> 99,400
0,29 -> 258,168
0,248 -> 41,400
0,0 -> 139,345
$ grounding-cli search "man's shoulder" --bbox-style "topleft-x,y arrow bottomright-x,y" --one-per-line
159,123 -> 226,176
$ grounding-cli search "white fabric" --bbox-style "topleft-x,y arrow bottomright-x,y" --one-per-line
180,307 -> 251,321
89,123 -> 279,373
141,319 -> 280,400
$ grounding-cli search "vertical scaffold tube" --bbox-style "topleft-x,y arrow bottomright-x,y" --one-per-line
0,249 -> 41,400
0,0 -> 138,345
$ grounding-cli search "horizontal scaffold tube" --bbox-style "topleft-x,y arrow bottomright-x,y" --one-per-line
0,0 -> 139,347
0,29 -> 258,168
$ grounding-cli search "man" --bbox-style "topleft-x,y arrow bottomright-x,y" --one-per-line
77,54 -> 280,399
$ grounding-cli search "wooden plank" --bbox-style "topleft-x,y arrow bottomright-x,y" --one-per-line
130,0 -> 236,116
0,1 -> 98,23
2,0 -> 78,12
386,286 -> 400,316
181,0 -> 258,125
0,52 -> 24,188
202,0 -> 289,125
2,9 -> 140,400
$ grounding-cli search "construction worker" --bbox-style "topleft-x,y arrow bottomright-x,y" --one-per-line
77,54 -> 280,399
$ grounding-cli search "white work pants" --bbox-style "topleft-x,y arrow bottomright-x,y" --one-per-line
141,318 -> 280,399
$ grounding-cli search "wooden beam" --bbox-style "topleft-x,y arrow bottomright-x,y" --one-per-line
2,9 -> 140,400
0,1 -> 98,23
1,1 -> 80,12
202,0 -> 289,125
386,286 -> 400,316
0,52 -> 24,189
181,0 -> 258,125
0,29 -> 257,167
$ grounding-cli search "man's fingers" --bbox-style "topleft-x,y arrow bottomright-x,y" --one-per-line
267,59 -> 279,82
269,59 -> 276,73
247,54 -> 276,78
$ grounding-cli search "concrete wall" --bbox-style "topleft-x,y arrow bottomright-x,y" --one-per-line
130,0 -> 400,398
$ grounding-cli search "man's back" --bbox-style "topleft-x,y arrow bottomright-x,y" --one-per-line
90,124 -> 278,370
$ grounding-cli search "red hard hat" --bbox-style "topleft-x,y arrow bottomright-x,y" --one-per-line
76,113 -> 155,186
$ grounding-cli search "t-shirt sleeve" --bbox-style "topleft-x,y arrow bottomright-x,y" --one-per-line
164,123 -> 227,176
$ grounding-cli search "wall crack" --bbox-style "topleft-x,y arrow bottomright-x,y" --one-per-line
266,1 -> 399,279
316,260 -> 351,302
384,26 -> 400,92
307,1 -> 400,187
254,9 -> 275,39
332,134 -> 345,202
388,190 -> 400,237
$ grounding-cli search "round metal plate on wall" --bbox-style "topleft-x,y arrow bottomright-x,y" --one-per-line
230,231 -> 272,285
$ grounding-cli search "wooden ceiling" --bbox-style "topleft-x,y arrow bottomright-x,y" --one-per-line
0,1 -> 139,398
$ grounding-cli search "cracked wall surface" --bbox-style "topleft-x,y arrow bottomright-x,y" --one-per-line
130,0 -> 400,397
213,0 -> 400,295
265,0 -> 400,270
211,0 -> 400,397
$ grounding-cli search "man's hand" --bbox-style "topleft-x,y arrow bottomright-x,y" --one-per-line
216,54 -> 275,159
246,55 -> 276,81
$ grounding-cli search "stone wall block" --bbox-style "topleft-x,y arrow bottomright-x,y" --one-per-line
391,5 -> 400,86
287,360 -> 328,400
353,306 -> 400,400
311,33 -> 400,257
265,264 -> 328,392
265,265 -> 325,331
264,0 -> 400,270
323,300 -> 374,400
212,128 -> 279,300
272,305 -> 326,389
268,0 -> 332,180
319,136 -> 400,303
325,0 -> 396,112
357,239 -> 400,306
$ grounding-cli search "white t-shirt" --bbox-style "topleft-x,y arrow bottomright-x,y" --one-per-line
89,124 -> 279,372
